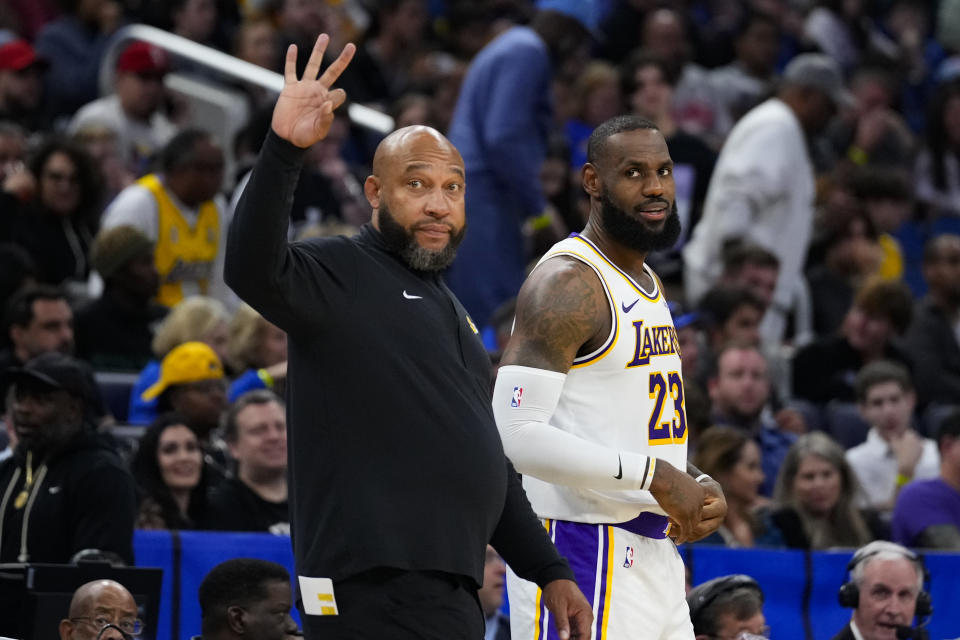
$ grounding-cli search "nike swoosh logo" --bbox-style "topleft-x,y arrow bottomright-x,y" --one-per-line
614,454 -> 623,480
622,299 -> 639,313
403,291 -> 423,300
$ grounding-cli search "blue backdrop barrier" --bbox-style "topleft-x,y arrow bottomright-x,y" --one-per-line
134,532 -> 960,640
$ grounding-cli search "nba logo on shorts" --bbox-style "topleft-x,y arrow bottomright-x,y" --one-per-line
511,386 -> 523,407
623,546 -> 634,568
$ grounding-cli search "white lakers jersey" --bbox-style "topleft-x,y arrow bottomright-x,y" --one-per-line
522,234 -> 689,523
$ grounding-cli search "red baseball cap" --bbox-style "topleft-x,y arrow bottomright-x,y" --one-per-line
116,41 -> 169,74
0,39 -> 47,72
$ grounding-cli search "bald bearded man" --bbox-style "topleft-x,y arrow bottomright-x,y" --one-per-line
59,580 -> 140,640
224,35 -> 591,640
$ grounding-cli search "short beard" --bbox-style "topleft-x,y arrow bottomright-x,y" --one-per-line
599,191 -> 681,253
377,203 -> 466,271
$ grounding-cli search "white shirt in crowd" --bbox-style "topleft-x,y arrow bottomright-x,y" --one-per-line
846,428 -> 940,511
683,98 -> 815,343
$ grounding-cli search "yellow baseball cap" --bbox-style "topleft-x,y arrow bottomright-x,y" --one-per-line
141,341 -> 224,401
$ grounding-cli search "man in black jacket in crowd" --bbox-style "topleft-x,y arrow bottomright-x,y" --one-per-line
0,352 -> 136,564
903,233 -> 960,407
225,34 -> 592,640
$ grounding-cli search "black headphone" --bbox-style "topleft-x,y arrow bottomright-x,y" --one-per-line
688,574 -> 763,633
837,542 -> 933,618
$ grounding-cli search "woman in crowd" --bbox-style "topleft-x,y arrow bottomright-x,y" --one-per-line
226,303 -> 288,402
692,426 -> 782,547
128,295 -> 231,424
131,413 -> 209,530
770,432 -> 881,549
0,138 -> 102,293
916,80 -> 960,217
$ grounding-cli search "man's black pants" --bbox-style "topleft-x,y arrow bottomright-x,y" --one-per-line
299,568 -> 485,639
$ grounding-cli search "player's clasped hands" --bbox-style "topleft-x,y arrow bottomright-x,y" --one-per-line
271,34 -> 357,149
649,461 -> 707,545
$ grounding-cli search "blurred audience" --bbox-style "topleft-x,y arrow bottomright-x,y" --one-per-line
847,361 -> 939,514
127,295 -> 230,425
0,352 -> 135,563
826,66 -> 915,172
718,245 -> 780,314
792,278 -> 913,404
0,285 -> 74,375
205,390 -> 287,534
68,41 -> 175,174
336,0 -> 428,111
708,342 -> 797,497
131,412 -> 208,529
640,7 -> 729,146
709,10 -> 781,136
0,121 -> 27,184
915,80 -> 960,217
692,426 -> 782,547
565,61 -> 621,170
0,242 -> 37,321
892,411 -> 960,549
226,305 -> 286,402
806,208 -> 883,336
685,54 -> 852,344
171,0 -> 218,47
770,432 -> 879,549
620,50 -> 716,274
446,3 -> 591,328
891,412 -> 960,551
0,39 -> 48,132
849,168 -> 913,281
698,286 -> 764,355
99,128 -> 231,309
141,342 -> 228,462
478,544 -> 509,640
902,234 -> 960,407
34,0 -> 123,122
75,225 -> 166,371
0,138 -> 102,292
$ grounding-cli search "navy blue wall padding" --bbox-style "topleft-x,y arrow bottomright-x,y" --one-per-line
132,533 -> 960,640
133,530 -> 175,640
810,551 -> 857,640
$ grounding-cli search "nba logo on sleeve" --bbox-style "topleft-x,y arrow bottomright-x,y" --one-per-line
511,386 -> 523,407
623,546 -> 634,568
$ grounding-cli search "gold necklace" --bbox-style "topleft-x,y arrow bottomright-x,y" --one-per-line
13,451 -> 33,510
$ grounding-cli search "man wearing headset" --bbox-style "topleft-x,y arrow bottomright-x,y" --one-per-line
687,574 -> 769,640
834,541 -> 932,640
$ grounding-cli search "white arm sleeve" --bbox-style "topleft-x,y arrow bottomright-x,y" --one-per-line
493,365 -> 656,492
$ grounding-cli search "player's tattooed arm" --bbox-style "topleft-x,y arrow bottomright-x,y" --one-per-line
501,256 -> 609,373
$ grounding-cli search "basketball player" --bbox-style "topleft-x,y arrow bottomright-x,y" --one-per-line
493,115 -> 726,640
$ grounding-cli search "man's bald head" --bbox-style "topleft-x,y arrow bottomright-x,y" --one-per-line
61,580 -> 138,640
69,580 -> 135,617
371,125 -> 463,178
363,124 -> 467,271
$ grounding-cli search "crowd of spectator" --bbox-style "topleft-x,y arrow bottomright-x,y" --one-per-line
2,0 -> 960,633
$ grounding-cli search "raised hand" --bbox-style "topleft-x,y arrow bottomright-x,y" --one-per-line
271,34 -> 356,149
